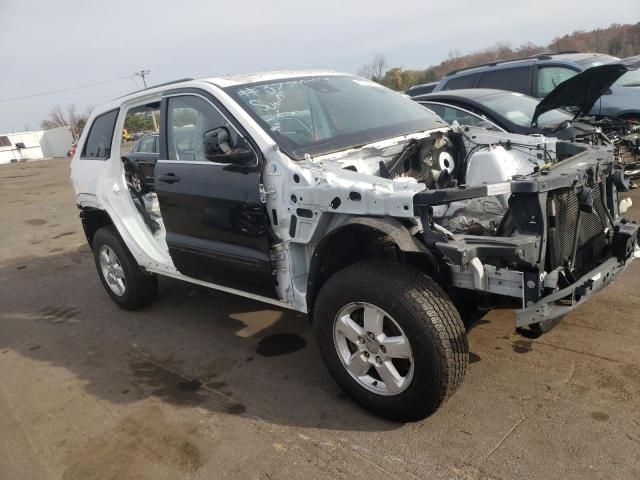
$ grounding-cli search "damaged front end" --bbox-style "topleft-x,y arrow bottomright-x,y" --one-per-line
582,116 -> 640,180
412,146 -> 638,330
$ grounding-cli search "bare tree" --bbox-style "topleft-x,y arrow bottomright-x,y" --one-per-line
358,54 -> 388,82
41,104 -> 67,130
67,104 -> 82,140
40,103 -> 89,140
52,105 -> 67,126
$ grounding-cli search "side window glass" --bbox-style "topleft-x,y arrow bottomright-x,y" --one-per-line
120,102 -> 160,156
81,110 -> 118,160
535,67 -> 578,98
424,104 -> 495,129
137,136 -> 156,153
476,67 -> 531,94
167,95 -> 238,161
423,103 -> 447,119
441,73 -> 480,90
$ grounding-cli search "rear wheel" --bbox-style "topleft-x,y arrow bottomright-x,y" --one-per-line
314,259 -> 468,421
127,170 -> 149,195
92,226 -> 157,310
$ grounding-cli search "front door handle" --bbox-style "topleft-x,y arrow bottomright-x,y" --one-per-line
158,173 -> 180,184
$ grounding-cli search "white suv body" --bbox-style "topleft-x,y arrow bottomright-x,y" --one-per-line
70,71 -> 637,421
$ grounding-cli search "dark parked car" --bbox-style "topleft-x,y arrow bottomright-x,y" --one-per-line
430,52 -> 640,119
404,81 -> 438,97
122,133 -> 159,193
414,57 -> 640,179
412,88 -> 598,141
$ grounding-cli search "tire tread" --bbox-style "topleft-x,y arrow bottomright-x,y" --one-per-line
314,258 -> 468,420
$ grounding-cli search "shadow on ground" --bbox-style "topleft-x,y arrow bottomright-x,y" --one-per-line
0,245 -> 399,432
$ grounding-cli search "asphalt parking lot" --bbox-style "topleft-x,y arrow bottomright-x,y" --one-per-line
1,158 -> 639,480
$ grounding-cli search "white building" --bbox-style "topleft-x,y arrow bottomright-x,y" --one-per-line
0,126 -> 74,164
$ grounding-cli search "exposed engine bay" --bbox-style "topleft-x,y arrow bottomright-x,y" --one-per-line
318,125 -> 597,237
581,116 -> 640,179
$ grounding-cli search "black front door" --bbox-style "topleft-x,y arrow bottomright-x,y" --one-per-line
154,92 -> 276,298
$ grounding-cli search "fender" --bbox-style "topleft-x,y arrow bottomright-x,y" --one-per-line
306,216 -> 438,312
333,216 -> 432,254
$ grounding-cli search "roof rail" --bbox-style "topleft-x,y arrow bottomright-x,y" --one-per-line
444,51 -> 583,76
116,78 -> 194,99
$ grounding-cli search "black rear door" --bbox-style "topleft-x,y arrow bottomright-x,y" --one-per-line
129,134 -> 159,185
154,91 -> 276,298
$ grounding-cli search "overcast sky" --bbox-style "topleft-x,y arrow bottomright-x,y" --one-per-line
0,0 -> 638,133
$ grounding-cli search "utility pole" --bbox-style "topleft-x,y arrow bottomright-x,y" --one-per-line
134,69 -> 157,131
135,69 -> 150,88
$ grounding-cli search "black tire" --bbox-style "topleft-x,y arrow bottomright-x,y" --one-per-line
313,259 -> 468,422
92,226 -> 157,310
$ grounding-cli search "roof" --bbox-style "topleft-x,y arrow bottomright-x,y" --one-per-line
204,69 -> 342,87
114,70 -> 346,101
412,88 -> 512,102
444,52 -> 609,77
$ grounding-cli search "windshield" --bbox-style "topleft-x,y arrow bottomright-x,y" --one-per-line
575,55 -> 640,87
615,68 -> 640,87
225,75 -> 445,159
575,55 -> 619,68
478,92 -> 572,128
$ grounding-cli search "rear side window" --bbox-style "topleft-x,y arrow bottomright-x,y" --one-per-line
535,66 -> 578,98
81,109 -> 118,160
477,67 -> 532,94
441,73 -> 480,90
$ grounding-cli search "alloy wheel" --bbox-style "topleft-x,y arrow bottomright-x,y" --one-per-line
333,302 -> 414,396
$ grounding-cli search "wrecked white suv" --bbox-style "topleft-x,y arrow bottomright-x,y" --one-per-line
70,71 -> 638,421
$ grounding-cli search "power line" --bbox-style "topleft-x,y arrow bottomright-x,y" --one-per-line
134,69 -> 156,130
0,75 -> 135,103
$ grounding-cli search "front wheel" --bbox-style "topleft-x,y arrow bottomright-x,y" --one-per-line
313,259 -> 468,422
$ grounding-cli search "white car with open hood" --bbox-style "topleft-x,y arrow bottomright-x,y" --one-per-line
70,71 -> 638,421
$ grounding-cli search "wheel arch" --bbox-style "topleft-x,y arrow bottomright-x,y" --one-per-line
79,207 -> 114,248
306,216 -> 438,315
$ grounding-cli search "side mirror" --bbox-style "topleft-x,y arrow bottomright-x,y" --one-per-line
203,127 -> 256,165
204,127 -> 232,158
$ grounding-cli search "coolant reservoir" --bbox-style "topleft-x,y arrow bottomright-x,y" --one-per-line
620,197 -> 632,215
466,145 -> 534,187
